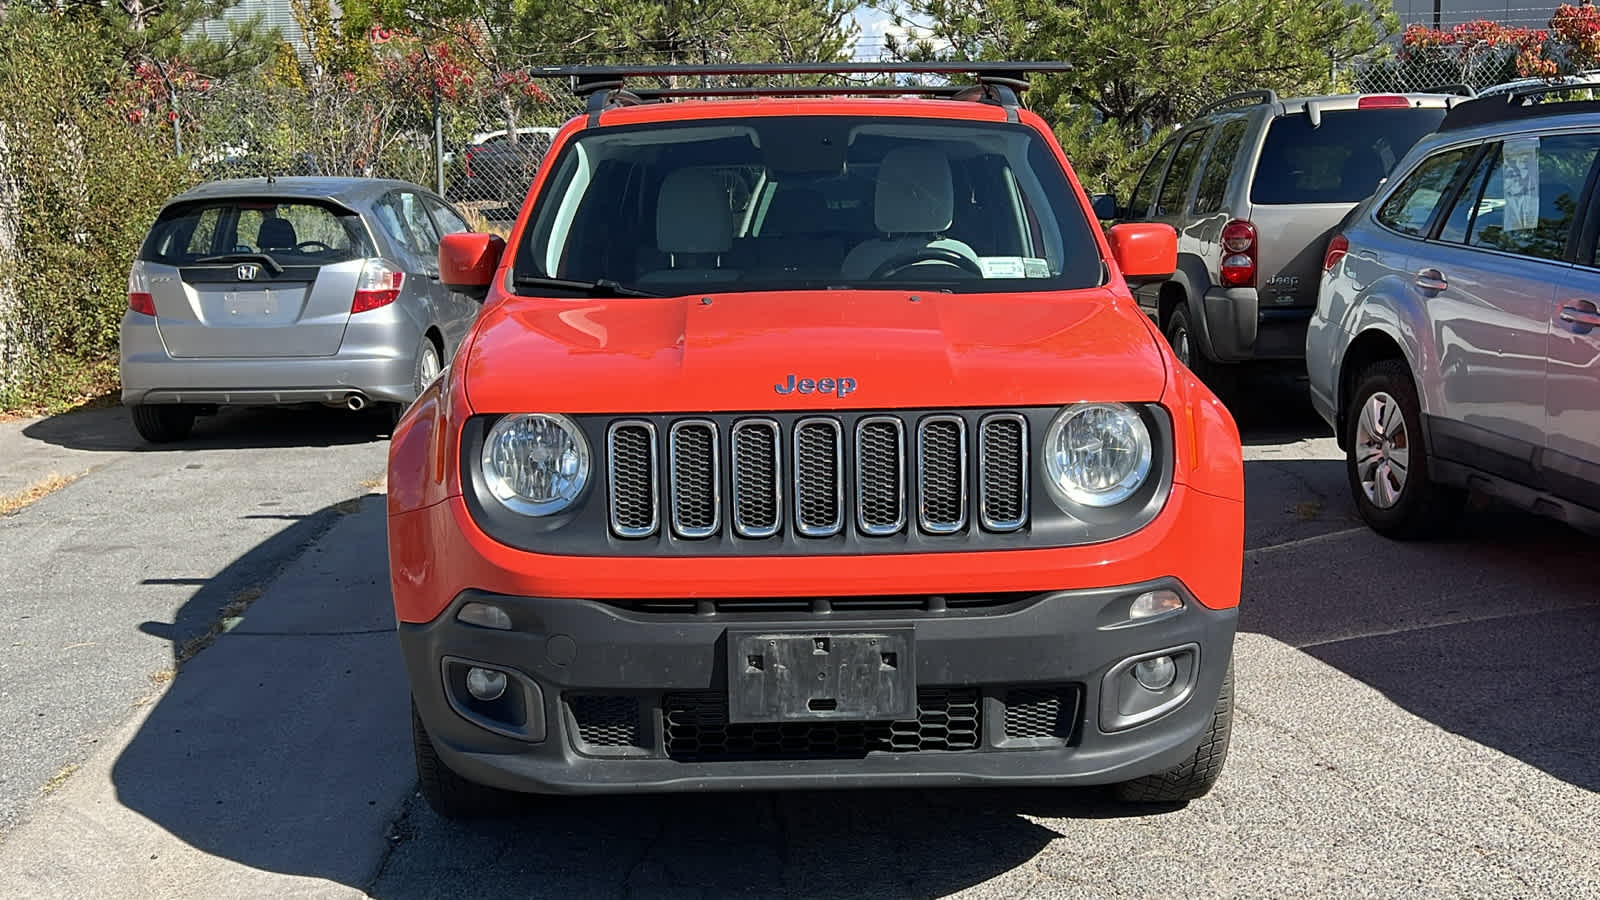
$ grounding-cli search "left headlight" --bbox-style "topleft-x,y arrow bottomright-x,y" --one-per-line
480,413 -> 591,516
1042,403 -> 1153,508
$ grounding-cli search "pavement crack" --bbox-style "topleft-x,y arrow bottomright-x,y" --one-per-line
364,787 -> 422,892
619,811 -> 668,899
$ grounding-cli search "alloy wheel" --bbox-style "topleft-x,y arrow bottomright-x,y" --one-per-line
1355,390 -> 1410,509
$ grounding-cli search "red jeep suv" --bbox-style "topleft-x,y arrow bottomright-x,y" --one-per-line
386,63 -> 1245,818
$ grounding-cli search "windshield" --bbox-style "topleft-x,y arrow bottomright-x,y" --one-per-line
1250,108 -> 1449,205
514,115 -> 1106,295
141,199 -> 371,267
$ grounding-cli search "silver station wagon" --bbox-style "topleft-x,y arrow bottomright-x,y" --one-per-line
120,177 -> 483,442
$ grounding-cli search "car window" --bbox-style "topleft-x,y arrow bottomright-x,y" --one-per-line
1127,139 -> 1177,220
1156,128 -> 1209,217
141,199 -> 368,265
395,191 -> 443,256
1446,133 -> 1600,262
1250,108 -> 1448,205
1193,119 -> 1247,215
1376,146 -> 1474,237
515,115 -> 1106,295
425,197 -> 471,236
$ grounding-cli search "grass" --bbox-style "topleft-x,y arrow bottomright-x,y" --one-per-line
0,471 -> 85,516
41,762 -> 79,795
175,587 -> 262,666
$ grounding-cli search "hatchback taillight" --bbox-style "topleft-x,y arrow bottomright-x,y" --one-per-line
128,263 -> 156,316
1324,233 -> 1350,273
353,259 -> 404,314
1220,220 -> 1257,287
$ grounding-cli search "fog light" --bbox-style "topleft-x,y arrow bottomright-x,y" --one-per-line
1129,589 -> 1183,620
458,602 -> 512,630
1133,656 -> 1177,691
466,666 -> 507,701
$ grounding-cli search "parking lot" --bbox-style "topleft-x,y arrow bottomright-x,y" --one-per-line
0,379 -> 1595,899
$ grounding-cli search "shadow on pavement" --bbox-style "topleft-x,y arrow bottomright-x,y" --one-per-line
109,494 -> 1164,897
1241,487 -> 1600,793
22,404 -> 392,453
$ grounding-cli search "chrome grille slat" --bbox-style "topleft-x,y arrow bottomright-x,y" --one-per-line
607,421 -> 659,538
669,420 -> 720,539
855,417 -> 906,536
979,414 -> 1029,532
916,416 -> 967,534
730,419 -> 781,538
793,418 -> 845,537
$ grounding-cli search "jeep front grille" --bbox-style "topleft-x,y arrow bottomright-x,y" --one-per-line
604,412 -> 1029,540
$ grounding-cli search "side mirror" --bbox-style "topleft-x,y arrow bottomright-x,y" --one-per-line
1091,193 -> 1120,221
439,232 -> 506,294
1107,223 -> 1176,287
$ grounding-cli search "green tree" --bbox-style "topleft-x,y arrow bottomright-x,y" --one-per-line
41,0 -> 281,78
880,0 -> 1395,194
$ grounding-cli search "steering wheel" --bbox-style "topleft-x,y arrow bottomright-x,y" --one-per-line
869,246 -> 984,280
295,240 -> 333,253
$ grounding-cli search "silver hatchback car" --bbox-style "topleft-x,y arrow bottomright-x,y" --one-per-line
1308,88 -> 1600,537
120,177 -> 483,442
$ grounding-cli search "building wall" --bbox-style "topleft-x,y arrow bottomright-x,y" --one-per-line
1392,1 -> 1572,28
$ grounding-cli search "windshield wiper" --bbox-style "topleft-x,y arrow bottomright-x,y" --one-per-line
194,253 -> 285,276
513,275 -> 660,298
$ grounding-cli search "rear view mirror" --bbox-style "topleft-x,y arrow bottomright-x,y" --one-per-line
440,233 -> 506,294
1091,193 -> 1120,221
1106,223 -> 1176,287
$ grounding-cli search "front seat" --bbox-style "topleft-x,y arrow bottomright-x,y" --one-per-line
258,217 -> 298,252
841,147 -> 981,280
637,169 -> 740,287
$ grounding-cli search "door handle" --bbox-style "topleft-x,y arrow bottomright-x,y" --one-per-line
1414,268 -> 1448,292
1356,249 -> 1380,261
1559,301 -> 1600,329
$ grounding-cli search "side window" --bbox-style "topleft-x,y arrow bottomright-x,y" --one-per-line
395,191 -> 443,257
425,197 -> 471,236
1156,128 -> 1210,217
1453,133 -> 1600,262
1375,147 -> 1474,237
1127,139 -> 1177,219
1193,120 -> 1247,215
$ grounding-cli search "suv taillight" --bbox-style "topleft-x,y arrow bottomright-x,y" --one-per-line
128,262 -> 156,316
1357,94 -> 1411,109
1324,233 -> 1349,273
1220,220 -> 1257,287
353,259 -> 404,314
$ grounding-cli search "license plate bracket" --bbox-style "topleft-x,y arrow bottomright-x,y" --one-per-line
226,290 -> 275,319
727,629 -> 916,723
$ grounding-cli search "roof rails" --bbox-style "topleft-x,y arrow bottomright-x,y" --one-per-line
1438,81 -> 1600,132
1196,90 -> 1279,118
531,62 -> 1073,118
1422,83 -> 1476,97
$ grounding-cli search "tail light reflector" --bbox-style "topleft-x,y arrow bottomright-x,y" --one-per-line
128,263 -> 156,316
1220,220 -> 1257,287
353,260 -> 404,313
1324,233 -> 1350,272
1358,95 -> 1411,109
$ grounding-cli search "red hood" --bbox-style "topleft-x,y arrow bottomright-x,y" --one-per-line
462,289 -> 1169,413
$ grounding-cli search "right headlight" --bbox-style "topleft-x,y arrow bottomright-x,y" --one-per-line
1042,402 -> 1153,508
480,413 -> 591,516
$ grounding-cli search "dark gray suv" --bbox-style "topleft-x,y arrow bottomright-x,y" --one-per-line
1111,90 -> 1464,386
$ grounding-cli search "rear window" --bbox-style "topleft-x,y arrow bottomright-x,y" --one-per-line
141,199 -> 370,266
1249,108 -> 1448,205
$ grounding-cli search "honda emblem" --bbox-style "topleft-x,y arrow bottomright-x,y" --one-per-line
237,264 -> 260,280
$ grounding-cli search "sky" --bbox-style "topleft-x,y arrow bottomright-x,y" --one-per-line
850,3 -> 943,60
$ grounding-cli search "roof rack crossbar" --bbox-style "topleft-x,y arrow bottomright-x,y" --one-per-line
1196,89 -> 1279,118
1421,83 -> 1476,97
1437,88 -> 1600,132
1507,80 -> 1600,101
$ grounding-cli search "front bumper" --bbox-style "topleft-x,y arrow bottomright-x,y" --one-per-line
402,578 -> 1237,795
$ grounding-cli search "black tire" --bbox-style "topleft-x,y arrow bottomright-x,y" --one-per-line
413,333 -> 444,398
1343,359 -> 1464,540
412,702 -> 519,820
130,404 -> 196,443
1165,302 -> 1223,388
1115,658 -> 1234,804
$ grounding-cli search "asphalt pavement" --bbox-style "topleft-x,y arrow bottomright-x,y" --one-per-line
0,385 -> 1595,899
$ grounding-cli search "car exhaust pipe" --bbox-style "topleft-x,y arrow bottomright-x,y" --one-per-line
345,393 -> 367,412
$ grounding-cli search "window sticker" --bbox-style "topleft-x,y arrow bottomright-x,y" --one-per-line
979,257 -> 1026,278
1023,257 -> 1052,278
1502,137 -> 1540,232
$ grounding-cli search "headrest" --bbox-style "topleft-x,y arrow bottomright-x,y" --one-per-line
874,147 -> 954,234
656,169 -> 733,255
258,217 -> 297,250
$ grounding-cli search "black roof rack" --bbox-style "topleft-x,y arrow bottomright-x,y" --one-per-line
531,62 -> 1073,117
1196,90 -> 1279,118
1439,83 -> 1600,132
1421,83 -> 1476,97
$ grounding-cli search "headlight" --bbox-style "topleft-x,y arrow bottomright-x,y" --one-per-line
481,413 -> 591,516
1043,403 -> 1153,508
